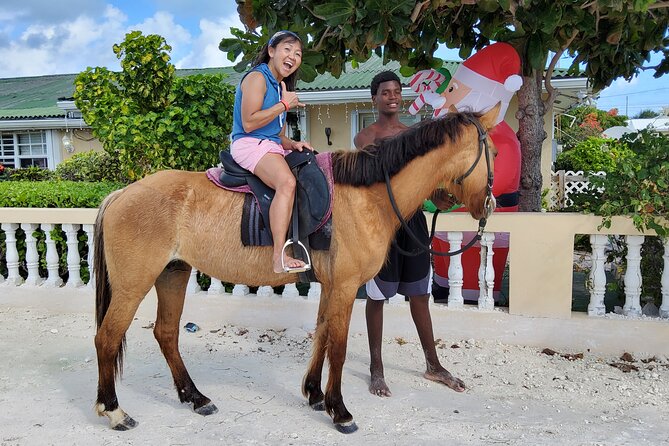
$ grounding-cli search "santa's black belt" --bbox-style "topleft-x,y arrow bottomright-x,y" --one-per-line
496,191 -> 519,208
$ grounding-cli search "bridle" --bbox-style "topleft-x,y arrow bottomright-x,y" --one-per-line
384,114 -> 495,257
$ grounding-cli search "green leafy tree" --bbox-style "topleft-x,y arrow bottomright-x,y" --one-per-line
569,129 -> 669,237
75,31 -> 235,180
221,0 -> 669,211
634,109 -> 661,118
554,136 -> 632,172
556,105 -> 628,150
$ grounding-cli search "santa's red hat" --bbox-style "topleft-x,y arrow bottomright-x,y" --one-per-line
452,43 -> 522,122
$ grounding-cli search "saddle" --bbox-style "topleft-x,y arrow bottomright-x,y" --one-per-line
218,149 -> 330,278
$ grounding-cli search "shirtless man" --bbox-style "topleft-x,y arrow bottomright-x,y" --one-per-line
355,71 -> 466,397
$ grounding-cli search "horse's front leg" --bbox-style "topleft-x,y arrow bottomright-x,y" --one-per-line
302,292 -> 330,410
323,284 -> 358,433
154,263 -> 218,416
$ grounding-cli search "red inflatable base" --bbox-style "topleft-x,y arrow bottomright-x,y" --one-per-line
432,232 -> 509,302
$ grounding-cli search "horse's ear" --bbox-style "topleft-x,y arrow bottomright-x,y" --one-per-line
481,102 -> 502,130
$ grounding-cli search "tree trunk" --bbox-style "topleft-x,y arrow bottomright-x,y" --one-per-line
516,70 -> 547,212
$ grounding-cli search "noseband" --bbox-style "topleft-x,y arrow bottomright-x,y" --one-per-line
384,114 -> 494,257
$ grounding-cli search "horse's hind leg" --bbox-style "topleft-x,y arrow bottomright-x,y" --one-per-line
302,294 -> 329,411
153,261 -> 218,416
95,291 -> 146,430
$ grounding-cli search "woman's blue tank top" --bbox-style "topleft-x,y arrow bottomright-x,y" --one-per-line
231,63 -> 285,144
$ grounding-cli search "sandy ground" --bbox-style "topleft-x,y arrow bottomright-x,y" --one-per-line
1,286 -> 668,446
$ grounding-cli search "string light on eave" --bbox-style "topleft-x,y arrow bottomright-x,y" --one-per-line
62,131 -> 74,153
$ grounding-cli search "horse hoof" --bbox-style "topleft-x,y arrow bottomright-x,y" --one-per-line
111,414 -> 138,431
310,401 -> 325,411
195,402 -> 218,416
334,420 -> 358,434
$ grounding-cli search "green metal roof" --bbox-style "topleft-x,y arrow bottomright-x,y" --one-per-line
0,55 -> 576,120
298,57 -> 461,91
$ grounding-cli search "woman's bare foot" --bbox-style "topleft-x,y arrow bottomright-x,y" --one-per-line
424,369 -> 466,392
369,373 -> 392,397
273,254 -> 307,273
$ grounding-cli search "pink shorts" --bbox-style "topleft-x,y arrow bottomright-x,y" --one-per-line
230,137 -> 287,173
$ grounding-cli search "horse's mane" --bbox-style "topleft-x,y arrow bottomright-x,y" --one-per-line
331,111 -> 482,186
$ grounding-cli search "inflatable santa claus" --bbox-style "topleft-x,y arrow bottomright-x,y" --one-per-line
408,42 -> 523,302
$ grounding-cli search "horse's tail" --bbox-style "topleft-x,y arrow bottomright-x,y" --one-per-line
94,188 -> 126,378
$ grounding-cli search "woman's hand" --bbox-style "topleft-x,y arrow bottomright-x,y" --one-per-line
281,81 -> 304,110
290,140 -> 313,152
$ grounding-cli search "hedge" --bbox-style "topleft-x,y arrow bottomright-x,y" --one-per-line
0,180 -> 125,208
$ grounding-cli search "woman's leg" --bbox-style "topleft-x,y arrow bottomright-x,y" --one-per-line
254,153 -> 306,273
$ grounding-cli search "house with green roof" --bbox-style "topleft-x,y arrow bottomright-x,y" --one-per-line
0,55 -> 587,189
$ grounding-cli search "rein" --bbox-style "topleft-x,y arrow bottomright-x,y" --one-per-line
384,115 -> 494,257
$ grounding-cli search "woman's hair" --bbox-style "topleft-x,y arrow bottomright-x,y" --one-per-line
252,31 -> 303,91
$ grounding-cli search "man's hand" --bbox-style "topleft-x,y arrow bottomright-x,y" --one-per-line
430,189 -> 459,210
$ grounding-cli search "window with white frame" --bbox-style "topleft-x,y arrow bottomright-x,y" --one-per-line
0,131 -> 48,168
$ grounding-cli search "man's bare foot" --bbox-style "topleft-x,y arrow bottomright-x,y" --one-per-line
273,254 -> 306,273
369,374 -> 392,397
424,369 -> 466,392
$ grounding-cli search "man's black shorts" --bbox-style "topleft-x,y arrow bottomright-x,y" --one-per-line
366,211 -> 431,299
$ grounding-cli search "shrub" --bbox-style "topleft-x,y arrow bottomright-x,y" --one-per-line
0,180 -> 124,208
5,166 -> 55,181
55,150 -> 130,183
554,137 -> 632,173
567,130 -> 669,307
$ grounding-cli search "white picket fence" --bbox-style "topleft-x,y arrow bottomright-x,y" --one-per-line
550,170 -> 606,209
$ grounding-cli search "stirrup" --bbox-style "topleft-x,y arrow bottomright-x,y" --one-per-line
281,239 -> 312,273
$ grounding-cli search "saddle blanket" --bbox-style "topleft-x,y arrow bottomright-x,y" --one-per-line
205,152 -> 334,250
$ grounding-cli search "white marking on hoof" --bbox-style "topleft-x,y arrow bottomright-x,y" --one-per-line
101,407 -> 137,430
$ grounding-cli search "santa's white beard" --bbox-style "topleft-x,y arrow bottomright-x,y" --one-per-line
438,91 -> 508,125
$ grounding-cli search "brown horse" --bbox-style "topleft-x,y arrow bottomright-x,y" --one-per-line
93,106 -> 498,433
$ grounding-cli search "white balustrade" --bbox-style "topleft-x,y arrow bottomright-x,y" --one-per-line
282,283 -> 300,298
1,212 -> 668,328
307,282 -> 321,300
186,269 -> 201,294
83,224 -> 95,289
587,234 -> 608,316
660,238 -> 669,319
208,278 -> 225,295
1,223 -> 23,286
622,235 -> 644,317
22,223 -> 43,286
446,231 -> 464,308
41,223 -> 63,287
62,224 -> 83,288
478,232 -> 495,311
232,284 -> 250,296
257,285 -> 274,297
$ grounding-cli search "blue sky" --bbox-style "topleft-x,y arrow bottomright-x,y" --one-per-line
1,1 -> 667,117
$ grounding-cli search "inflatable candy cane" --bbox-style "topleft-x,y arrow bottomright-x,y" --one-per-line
407,68 -> 450,115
